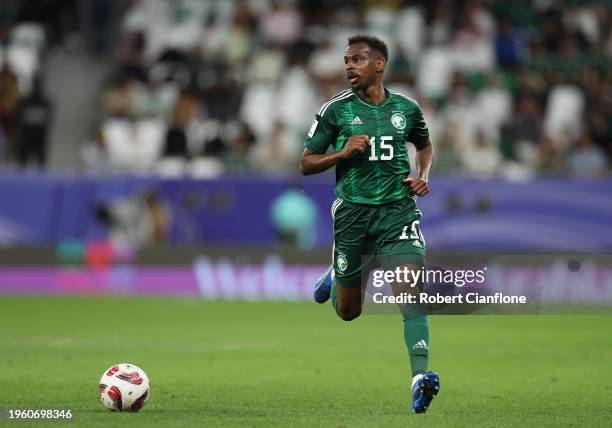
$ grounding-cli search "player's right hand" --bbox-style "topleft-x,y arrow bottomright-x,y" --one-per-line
341,135 -> 370,159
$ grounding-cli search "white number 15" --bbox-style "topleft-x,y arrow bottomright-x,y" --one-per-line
368,136 -> 393,161
399,220 -> 424,241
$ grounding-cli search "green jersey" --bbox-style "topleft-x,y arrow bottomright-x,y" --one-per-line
305,88 -> 429,205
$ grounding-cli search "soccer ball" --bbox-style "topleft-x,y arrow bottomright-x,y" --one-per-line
99,363 -> 150,411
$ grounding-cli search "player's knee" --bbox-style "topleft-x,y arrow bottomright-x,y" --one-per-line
336,305 -> 361,321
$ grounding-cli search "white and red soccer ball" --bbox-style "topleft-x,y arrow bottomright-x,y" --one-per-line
99,363 -> 150,411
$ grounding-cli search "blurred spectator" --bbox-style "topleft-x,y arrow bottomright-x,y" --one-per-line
544,85 -> 585,147
224,120 -> 255,171
163,124 -> 188,158
86,0 -> 113,54
428,2 -> 453,46
199,0 -> 256,64
395,6 -> 425,59
434,122 -> 462,174
416,45 -> 453,100
0,63 -> 21,158
538,134 -> 567,174
201,64 -> 242,122
538,8 -> 564,52
461,130 -> 502,177
251,122 -> 297,172
16,75 -> 52,167
172,84 -> 202,154
494,16 -> 525,68
103,118 -> 166,171
118,30 -> 148,82
173,85 -> 201,129
582,69 -> 612,161
452,0 -> 495,73
81,126 -> 109,171
96,189 -> 170,247
568,130 -> 608,177
0,127 -> 7,160
133,76 -> 178,120
260,0 -> 302,47
475,74 -> 512,135
103,73 -> 135,119
501,94 -> 543,166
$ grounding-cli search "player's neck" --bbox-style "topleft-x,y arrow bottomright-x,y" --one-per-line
357,82 -> 386,106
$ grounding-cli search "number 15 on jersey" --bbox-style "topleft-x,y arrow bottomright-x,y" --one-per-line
368,136 -> 394,161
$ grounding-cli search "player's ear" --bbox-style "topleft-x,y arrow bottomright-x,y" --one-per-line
375,58 -> 385,73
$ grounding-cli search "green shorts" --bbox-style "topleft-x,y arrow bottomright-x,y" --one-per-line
332,196 -> 426,288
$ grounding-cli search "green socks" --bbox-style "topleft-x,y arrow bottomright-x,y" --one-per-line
402,307 -> 429,376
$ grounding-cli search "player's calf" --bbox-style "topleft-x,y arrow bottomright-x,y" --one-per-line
334,283 -> 363,321
336,304 -> 361,321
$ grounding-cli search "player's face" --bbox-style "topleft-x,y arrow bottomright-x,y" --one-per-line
344,43 -> 382,90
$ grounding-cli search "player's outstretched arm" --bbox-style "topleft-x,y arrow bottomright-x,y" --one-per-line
300,135 -> 370,175
404,138 -> 433,196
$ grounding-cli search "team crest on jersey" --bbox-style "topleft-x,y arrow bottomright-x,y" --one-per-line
391,112 -> 406,130
336,253 -> 348,273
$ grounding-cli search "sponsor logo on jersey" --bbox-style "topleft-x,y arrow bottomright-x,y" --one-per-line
351,116 -> 363,125
391,112 -> 406,130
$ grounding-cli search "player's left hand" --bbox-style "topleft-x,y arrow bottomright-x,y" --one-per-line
403,177 -> 429,196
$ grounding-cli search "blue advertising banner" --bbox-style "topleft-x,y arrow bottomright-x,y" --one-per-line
0,172 -> 611,251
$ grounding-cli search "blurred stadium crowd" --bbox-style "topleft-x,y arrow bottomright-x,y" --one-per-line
0,0 -> 611,178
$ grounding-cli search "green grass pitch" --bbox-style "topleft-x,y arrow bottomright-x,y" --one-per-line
1,296 -> 611,427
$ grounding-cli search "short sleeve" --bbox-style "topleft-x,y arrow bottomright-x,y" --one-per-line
408,104 -> 429,150
304,110 -> 337,154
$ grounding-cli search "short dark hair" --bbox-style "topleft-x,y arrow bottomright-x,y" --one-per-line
347,34 -> 388,61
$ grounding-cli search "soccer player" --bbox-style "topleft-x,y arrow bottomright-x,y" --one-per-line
300,35 -> 439,413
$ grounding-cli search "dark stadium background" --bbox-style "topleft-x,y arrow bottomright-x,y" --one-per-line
0,1 -> 611,426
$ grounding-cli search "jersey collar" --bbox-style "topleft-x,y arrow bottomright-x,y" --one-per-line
353,88 -> 391,108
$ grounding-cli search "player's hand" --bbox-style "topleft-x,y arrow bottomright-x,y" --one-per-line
341,135 -> 370,159
404,177 -> 429,196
